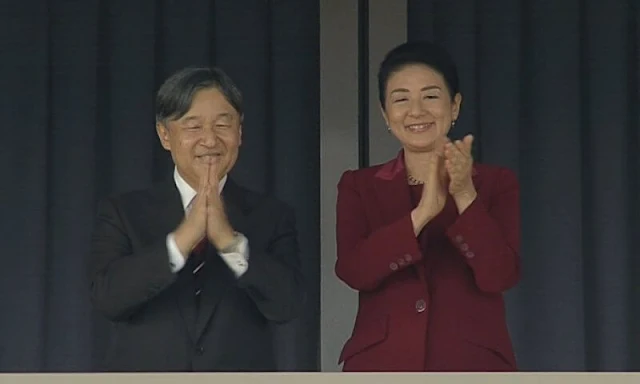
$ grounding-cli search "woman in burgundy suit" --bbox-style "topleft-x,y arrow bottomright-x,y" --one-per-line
335,41 -> 521,372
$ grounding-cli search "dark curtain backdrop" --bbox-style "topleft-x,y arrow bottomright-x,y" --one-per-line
405,0 -> 640,371
0,0 -> 320,372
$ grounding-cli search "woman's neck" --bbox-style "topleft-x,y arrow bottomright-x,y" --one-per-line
403,149 -> 439,183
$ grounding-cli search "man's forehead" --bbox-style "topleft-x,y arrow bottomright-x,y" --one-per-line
181,111 -> 235,122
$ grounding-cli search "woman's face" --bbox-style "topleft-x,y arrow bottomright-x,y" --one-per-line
381,64 -> 462,153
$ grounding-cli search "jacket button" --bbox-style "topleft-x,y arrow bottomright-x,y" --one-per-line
465,251 -> 475,259
404,254 -> 412,262
455,235 -> 463,243
195,346 -> 204,356
415,299 -> 426,313
461,243 -> 469,251
390,262 -> 398,270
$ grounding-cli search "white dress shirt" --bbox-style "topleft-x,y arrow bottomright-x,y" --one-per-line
165,167 -> 249,278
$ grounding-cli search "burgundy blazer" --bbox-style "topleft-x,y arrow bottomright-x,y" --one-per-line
334,151 -> 521,372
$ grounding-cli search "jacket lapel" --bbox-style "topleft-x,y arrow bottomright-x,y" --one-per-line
372,149 -> 481,223
372,151 -> 428,285
145,176 -> 199,342
144,177 -> 185,241
194,178 -> 250,340
373,150 -> 415,227
371,150 -> 481,284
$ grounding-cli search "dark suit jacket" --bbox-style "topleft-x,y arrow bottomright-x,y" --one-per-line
88,175 -> 304,372
335,150 -> 521,372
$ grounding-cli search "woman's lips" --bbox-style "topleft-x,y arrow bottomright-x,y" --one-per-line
405,122 -> 435,133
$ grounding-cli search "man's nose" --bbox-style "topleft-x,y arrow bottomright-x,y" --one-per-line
201,127 -> 218,146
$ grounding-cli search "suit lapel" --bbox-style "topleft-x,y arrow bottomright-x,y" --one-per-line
372,151 -> 428,285
372,151 -> 482,285
373,150 -> 415,228
372,150 -> 482,223
145,177 -> 185,241
220,178 -> 250,235
194,178 -> 250,340
145,176 -> 199,342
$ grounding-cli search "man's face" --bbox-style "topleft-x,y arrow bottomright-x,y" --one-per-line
156,87 -> 242,188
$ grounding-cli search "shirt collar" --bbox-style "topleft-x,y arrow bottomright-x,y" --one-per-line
173,167 -> 228,211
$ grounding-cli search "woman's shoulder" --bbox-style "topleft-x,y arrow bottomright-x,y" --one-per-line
337,160 -> 394,187
339,163 -> 385,178
474,163 -> 517,177
336,167 -> 378,194
473,163 -> 520,190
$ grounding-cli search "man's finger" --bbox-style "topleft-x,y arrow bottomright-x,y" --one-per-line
210,158 -> 222,187
207,164 -> 223,208
203,162 -> 211,190
211,159 -> 218,181
197,163 -> 208,195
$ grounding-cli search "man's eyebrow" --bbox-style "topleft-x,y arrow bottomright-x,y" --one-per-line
181,116 -> 200,123
389,85 -> 442,94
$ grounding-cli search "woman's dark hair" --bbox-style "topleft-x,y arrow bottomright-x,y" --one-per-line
377,40 -> 460,107
155,67 -> 243,123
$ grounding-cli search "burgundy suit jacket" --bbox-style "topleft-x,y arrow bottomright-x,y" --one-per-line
334,151 -> 521,372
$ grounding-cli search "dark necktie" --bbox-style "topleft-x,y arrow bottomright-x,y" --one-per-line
191,238 -> 207,309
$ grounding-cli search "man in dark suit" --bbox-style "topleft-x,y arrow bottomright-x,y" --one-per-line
88,67 -> 304,372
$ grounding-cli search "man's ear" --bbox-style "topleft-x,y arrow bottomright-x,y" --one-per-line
156,122 -> 171,151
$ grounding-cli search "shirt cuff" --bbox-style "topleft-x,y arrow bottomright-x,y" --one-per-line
166,233 -> 187,273
218,233 -> 250,278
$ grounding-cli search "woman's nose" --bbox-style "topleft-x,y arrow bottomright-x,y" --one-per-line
408,99 -> 426,117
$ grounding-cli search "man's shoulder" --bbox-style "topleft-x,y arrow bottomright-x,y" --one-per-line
233,182 -> 293,215
97,181 -> 172,212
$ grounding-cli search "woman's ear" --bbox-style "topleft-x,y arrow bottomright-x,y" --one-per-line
451,93 -> 463,122
380,104 -> 389,128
